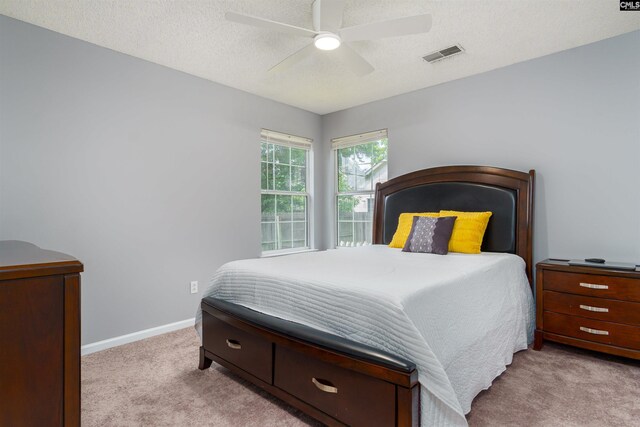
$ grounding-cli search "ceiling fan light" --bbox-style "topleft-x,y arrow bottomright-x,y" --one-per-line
314,33 -> 341,51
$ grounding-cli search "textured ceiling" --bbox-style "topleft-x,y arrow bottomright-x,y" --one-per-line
1,1 -> 639,114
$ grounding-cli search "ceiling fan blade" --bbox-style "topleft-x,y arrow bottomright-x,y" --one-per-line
333,43 -> 374,77
226,12 -> 317,38
312,0 -> 346,32
340,14 -> 432,42
269,43 -> 317,74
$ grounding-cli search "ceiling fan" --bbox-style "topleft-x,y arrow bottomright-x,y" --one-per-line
225,0 -> 432,77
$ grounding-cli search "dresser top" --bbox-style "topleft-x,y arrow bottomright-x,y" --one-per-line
0,241 -> 83,280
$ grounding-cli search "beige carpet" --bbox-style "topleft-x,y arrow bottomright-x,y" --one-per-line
82,327 -> 640,427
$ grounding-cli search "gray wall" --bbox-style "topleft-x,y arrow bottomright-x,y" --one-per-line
0,15 -> 324,344
323,30 -> 640,264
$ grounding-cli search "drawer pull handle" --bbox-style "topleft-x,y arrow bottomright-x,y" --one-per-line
312,377 -> 338,394
226,339 -> 242,350
579,326 -> 609,336
579,282 -> 608,290
579,304 -> 609,313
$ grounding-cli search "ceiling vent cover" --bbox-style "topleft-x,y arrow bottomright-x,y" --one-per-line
423,45 -> 464,63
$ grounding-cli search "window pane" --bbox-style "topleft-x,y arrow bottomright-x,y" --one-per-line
353,195 -> 374,221
356,165 -> 371,191
338,146 -> 353,170
261,142 -> 268,162
291,148 -> 306,166
278,222 -> 292,249
371,139 -> 388,187
292,195 -> 306,221
354,222 -> 372,246
338,222 -> 354,247
261,222 -> 276,252
291,166 -> 306,192
337,170 -> 352,193
261,194 -> 275,222
354,195 -> 374,222
354,143 -> 372,192
276,195 -> 292,222
337,195 -> 355,221
292,222 -> 306,246
353,142 -> 370,157
274,164 -> 291,191
370,162 -> 388,189
373,139 -> 388,164
274,145 -> 290,164
261,162 -> 273,190
337,147 -> 354,192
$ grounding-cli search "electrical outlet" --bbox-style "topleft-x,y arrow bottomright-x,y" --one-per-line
190,281 -> 198,294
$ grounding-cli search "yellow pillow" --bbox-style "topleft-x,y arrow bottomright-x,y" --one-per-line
440,211 -> 492,254
389,212 -> 439,248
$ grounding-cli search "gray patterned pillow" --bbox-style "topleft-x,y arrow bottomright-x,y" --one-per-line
402,216 -> 457,255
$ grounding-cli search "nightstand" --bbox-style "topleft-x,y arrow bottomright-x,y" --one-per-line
534,259 -> 640,359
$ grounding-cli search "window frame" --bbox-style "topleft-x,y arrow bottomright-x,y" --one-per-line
332,130 -> 388,248
260,129 -> 313,256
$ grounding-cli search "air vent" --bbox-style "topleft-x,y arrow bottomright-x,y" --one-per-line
422,45 -> 464,63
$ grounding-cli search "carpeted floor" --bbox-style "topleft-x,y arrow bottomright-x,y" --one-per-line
82,327 -> 640,427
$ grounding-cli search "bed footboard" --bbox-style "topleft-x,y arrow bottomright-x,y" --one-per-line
199,297 -> 420,427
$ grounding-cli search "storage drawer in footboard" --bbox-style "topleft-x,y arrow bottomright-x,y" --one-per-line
202,311 -> 273,383
274,346 -> 396,427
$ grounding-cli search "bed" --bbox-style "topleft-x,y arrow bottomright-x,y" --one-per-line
196,165 -> 535,427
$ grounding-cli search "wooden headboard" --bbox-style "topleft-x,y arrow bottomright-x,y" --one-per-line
373,166 -> 535,284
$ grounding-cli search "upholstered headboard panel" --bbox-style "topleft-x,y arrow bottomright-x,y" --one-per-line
382,182 -> 517,253
373,166 -> 535,284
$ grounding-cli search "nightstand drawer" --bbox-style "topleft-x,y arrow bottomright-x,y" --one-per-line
544,271 -> 640,302
543,291 -> 640,326
544,312 -> 640,349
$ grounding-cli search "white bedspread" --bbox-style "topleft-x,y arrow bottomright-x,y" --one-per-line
195,246 -> 534,427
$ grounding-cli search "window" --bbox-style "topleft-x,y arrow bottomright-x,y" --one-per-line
333,130 -> 388,247
261,129 -> 312,254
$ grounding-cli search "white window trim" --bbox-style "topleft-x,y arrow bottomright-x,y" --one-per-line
261,129 -> 313,256
331,129 -> 387,149
261,128 -> 312,149
332,129 -> 388,248
260,248 -> 318,258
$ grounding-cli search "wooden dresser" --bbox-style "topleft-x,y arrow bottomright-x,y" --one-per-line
0,241 -> 83,426
534,259 -> 640,359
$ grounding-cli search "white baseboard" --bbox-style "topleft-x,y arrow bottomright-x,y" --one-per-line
81,318 -> 195,356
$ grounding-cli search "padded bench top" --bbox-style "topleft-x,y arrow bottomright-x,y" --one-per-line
202,297 -> 416,373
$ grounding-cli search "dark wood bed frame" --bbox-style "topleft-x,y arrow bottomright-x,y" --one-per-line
199,165 -> 535,427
